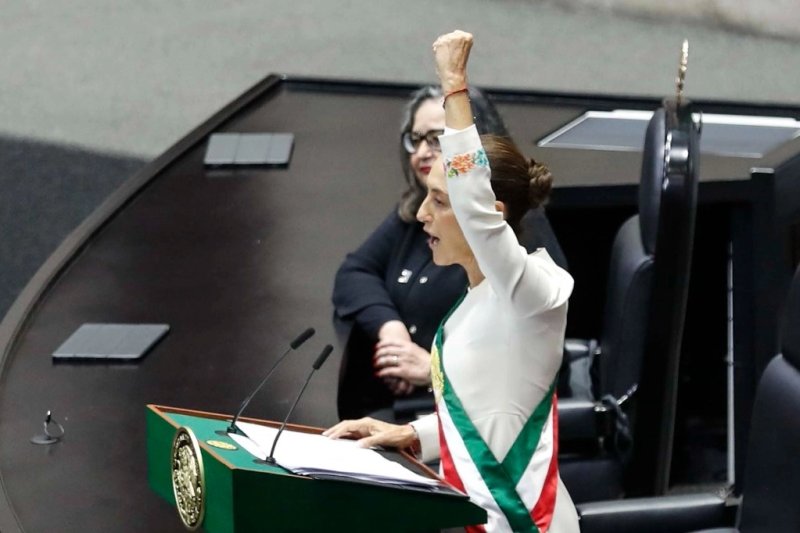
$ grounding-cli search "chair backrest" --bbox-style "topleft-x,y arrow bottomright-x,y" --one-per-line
597,106 -> 666,398
597,102 -> 700,496
632,100 -> 700,495
597,215 -> 654,399
519,207 -> 569,271
737,265 -> 800,532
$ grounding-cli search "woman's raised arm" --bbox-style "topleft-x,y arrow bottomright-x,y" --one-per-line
432,31 -> 573,315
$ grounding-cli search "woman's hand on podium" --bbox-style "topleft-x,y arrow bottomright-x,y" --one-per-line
323,417 -> 417,450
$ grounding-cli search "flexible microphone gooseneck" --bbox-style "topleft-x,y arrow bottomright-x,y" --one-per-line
224,327 -> 316,435
265,344 -> 334,465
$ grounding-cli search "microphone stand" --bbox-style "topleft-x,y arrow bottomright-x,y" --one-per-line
264,344 -> 333,465
219,327 -> 315,436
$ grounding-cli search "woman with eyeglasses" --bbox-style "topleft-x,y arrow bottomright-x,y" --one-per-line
332,84 -> 513,424
326,30 -> 579,533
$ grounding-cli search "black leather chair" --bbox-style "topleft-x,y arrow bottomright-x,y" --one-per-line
558,97 -> 701,502
576,262 -> 800,533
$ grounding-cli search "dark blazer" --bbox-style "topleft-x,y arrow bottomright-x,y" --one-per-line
333,210 -> 466,421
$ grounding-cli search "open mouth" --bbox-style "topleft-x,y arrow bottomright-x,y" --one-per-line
423,227 -> 439,248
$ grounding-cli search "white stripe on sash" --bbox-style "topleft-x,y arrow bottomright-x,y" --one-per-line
515,404 -> 554,510
438,397 -> 513,533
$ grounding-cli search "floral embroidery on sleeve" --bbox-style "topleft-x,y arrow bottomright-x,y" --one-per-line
446,148 -> 489,178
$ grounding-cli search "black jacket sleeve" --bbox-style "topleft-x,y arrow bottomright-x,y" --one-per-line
332,210 -> 407,338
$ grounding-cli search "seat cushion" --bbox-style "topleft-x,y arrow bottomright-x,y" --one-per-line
577,492 -> 729,533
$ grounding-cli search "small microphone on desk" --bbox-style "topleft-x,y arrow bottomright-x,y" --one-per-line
264,344 -> 333,465
222,327 -> 316,436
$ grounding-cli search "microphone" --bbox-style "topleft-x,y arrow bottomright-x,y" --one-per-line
224,327 -> 316,435
265,344 -> 333,465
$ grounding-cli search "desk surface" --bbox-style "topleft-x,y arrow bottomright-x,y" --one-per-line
1,76 -> 798,532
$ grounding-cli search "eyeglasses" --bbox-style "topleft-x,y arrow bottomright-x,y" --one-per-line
402,129 -> 444,154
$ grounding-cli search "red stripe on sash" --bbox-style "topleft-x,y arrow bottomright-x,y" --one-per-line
532,395 -> 559,531
438,412 -> 487,533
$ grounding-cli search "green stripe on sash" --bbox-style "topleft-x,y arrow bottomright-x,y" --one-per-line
502,380 -> 556,486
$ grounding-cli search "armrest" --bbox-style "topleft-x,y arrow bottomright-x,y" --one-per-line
565,338 -> 593,361
562,338 -> 598,400
558,396 -> 620,445
558,398 -> 603,442
577,492 -> 735,533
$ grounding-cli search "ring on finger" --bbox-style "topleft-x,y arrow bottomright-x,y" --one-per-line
393,355 -> 399,366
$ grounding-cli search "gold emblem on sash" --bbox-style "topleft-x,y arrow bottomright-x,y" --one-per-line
171,427 -> 205,531
431,344 -> 444,402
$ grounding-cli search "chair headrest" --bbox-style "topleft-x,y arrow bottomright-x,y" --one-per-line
781,265 -> 800,369
638,108 -> 666,255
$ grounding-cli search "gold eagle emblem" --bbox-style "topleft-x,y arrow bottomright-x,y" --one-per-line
171,427 -> 205,531
431,344 -> 444,402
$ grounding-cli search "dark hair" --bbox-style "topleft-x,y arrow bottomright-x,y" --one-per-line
481,134 -> 553,234
397,85 -> 509,222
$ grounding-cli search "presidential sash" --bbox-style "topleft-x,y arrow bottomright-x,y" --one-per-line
431,301 -> 559,533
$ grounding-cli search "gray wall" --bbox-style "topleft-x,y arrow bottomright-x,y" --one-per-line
2,0 -> 800,320
557,0 -> 800,40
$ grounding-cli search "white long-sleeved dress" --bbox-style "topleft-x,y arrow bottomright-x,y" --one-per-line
411,125 -> 579,533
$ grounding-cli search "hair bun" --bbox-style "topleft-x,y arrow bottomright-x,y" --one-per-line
527,158 -> 553,208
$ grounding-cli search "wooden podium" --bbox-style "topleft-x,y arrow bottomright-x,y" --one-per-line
147,405 -> 486,532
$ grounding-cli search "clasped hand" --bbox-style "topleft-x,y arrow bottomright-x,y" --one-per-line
374,338 -> 432,386
375,320 -> 432,395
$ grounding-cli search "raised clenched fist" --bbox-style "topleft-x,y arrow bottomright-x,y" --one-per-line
432,30 -> 473,93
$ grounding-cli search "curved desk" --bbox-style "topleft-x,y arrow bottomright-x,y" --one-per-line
1,76 -> 799,531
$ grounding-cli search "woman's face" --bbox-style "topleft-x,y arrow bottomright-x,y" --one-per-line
416,156 -> 473,267
408,99 -> 446,185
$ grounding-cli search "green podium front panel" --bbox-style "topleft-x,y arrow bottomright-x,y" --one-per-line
147,405 -> 486,532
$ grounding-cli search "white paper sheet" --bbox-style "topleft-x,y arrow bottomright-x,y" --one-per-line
230,422 -> 439,487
